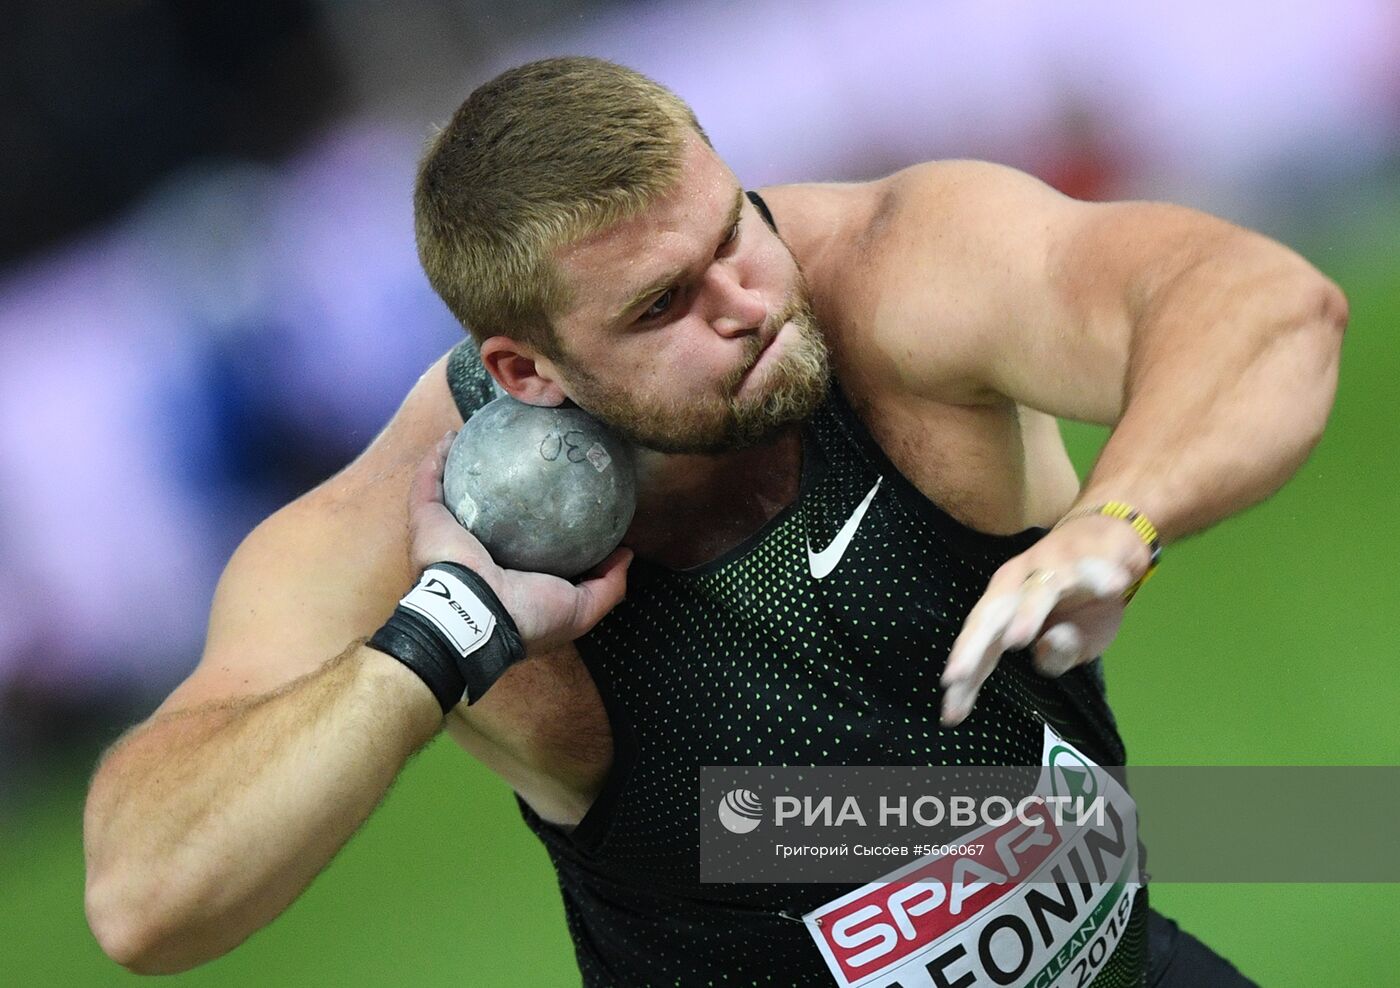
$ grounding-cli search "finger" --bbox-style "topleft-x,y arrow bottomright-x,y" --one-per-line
1033,622 -> 1083,677
940,679 -> 980,727
942,592 -> 1019,686
410,431 -> 457,511
579,544 -> 633,583
569,547 -> 634,633
941,591 -> 1023,727
1002,574 -> 1065,650
434,430 -> 457,500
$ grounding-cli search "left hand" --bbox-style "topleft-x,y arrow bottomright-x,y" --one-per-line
939,514 -> 1152,726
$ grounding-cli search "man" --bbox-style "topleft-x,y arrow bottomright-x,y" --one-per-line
83,57 -> 1345,986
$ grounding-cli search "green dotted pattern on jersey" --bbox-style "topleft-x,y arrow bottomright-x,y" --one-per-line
445,340 -> 1147,988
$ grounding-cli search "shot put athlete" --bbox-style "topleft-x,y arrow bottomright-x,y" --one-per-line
83,58 -> 1346,986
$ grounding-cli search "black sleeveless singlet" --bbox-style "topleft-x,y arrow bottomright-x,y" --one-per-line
443,195 -> 1149,987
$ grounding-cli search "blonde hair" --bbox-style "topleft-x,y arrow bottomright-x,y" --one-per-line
414,57 -> 708,355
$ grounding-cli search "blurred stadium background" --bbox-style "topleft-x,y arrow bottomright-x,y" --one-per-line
2,0 -> 1398,984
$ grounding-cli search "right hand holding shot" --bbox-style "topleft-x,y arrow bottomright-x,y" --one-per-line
408,429 -> 633,653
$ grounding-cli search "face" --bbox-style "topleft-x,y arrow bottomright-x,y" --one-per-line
545,137 -> 829,454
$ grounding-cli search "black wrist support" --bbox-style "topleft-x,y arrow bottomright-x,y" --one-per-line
369,562 -> 525,713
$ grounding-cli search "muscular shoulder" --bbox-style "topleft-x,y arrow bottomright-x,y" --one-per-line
761,160 -> 1053,276
155,349 -> 466,715
763,162 -> 1070,406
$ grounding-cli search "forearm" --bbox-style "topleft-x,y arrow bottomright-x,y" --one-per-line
84,641 -> 442,973
1077,245 -> 1347,541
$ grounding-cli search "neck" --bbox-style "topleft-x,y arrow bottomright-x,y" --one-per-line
624,426 -> 803,568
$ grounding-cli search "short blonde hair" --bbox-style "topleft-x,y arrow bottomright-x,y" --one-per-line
414,57 -> 708,354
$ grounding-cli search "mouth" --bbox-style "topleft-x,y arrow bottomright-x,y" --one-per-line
737,322 -> 788,392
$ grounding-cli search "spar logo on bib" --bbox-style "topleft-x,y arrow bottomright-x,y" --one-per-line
804,726 -> 1139,988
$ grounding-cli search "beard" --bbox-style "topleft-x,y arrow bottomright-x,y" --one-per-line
560,276 -> 831,454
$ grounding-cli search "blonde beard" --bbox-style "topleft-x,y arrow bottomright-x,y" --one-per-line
561,288 -> 830,454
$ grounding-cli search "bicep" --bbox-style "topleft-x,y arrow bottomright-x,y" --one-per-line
155,352 -> 463,716
865,162 -> 1209,425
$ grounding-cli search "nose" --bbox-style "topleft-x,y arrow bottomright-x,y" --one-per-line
701,263 -> 767,338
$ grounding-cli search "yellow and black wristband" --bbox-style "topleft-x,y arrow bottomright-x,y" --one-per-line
1055,501 -> 1162,602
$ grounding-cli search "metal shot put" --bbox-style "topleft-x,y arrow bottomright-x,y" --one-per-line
443,396 -> 636,577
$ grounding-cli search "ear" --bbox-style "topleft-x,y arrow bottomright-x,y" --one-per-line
479,336 -> 568,406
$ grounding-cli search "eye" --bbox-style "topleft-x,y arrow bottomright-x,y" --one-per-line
720,220 -> 741,253
641,288 -> 676,321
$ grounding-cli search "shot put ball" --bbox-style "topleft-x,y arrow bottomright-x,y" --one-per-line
443,396 -> 637,578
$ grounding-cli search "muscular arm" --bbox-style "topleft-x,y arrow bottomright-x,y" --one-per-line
85,644 -> 441,973
84,350 -> 630,972
83,358 -> 460,972
1062,205 -> 1346,539
868,160 -> 1348,540
851,162 -> 1346,722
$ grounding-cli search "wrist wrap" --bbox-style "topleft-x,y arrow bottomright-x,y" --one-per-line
369,562 -> 525,712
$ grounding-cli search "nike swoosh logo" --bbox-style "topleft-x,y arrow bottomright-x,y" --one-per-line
807,477 -> 883,579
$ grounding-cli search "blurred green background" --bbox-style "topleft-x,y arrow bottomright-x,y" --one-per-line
3,216 -> 1397,986
4,3 -> 1399,985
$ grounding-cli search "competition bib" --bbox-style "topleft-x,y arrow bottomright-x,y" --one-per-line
804,725 -> 1139,988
